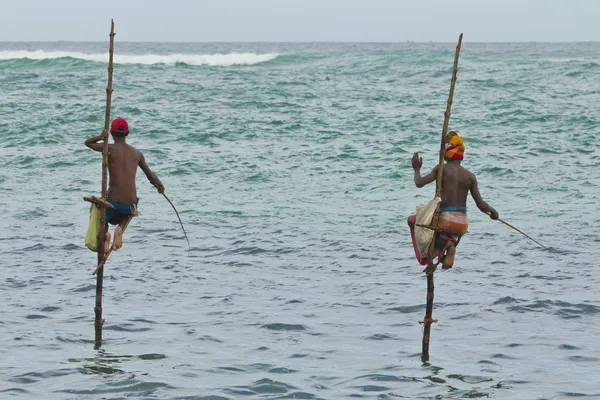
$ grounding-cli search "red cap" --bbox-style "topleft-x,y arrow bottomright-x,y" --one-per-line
110,118 -> 129,135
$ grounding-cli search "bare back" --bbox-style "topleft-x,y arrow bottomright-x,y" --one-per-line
107,142 -> 141,205
440,162 -> 474,209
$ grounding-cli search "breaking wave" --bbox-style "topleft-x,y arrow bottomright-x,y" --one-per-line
0,50 -> 278,66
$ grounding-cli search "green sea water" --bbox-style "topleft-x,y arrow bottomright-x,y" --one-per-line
1,41 -> 599,399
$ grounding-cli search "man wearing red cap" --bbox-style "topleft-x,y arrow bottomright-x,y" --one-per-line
85,118 -> 165,252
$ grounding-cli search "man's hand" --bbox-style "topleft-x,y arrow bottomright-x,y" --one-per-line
153,181 -> 165,194
412,152 -> 423,170
85,131 -> 109,152
487,208 -> 499,220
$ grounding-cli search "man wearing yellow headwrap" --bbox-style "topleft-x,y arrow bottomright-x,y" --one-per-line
409,130 -> 499,270
444,131 -> 465,160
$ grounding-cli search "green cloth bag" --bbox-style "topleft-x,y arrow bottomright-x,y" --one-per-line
85,204 -> 101,252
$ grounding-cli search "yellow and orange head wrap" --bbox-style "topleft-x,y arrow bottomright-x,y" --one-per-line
445,131 -> 465,160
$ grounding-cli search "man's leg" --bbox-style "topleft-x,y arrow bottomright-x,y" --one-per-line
434,233 -> 454,270
112,215 -> 133,250
442,244 -> 456,270
104,231 -> 111,255
100,219 -> 111,255
441,233 -> 463,270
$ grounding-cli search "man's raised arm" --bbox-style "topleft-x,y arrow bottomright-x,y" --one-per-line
412,152 -> 439,188
85,131 -> 109,152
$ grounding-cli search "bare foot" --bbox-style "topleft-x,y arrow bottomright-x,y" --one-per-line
442,245 -> 456,270
113,226 -> 124,250
104,231 -> 111,254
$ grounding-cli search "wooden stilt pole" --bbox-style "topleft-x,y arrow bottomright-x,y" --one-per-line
95,19 -> 115,349
421,33 -> 463,363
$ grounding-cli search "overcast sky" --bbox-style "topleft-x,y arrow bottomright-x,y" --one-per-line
1,0 -> 598,42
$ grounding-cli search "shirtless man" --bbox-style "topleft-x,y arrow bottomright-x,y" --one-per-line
411,131 -> 498,269
85,118 -> 164,253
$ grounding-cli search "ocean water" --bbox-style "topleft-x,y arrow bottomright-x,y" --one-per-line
1,41 -> 599,399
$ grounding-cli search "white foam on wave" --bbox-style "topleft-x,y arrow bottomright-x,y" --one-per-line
0,50 -> 278,66
544,57 -> 598,63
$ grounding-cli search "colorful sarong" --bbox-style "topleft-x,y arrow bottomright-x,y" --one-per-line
438,209 -> 468,234
438,206 -> 468,245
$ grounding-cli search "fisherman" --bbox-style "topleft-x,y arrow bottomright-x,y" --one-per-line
85,118 -> 165,253
410,131 -> 498,269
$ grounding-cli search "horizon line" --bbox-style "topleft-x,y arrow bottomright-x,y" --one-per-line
1,40 -> 599,44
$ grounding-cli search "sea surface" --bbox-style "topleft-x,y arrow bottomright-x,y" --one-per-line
1,41 -> 599,399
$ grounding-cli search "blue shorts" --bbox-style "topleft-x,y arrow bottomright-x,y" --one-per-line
106,198 -> 139,224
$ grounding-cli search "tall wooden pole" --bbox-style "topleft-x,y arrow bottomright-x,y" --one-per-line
435,33 -> 463,198
421,33 -> 463,363
95,19 -> 115,349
